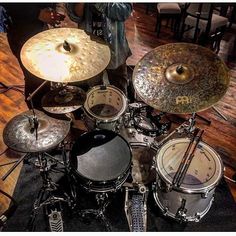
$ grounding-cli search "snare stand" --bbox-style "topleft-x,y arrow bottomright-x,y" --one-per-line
78,193 -> 112,231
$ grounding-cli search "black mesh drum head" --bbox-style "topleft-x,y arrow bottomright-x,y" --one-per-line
70,130 -> 131,182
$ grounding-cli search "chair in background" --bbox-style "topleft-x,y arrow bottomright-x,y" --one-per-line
180,3 -> 229,53
155,3 -> 181,37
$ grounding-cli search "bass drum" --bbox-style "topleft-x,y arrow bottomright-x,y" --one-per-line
83,85 -> 127,131
70,129 -> 132,192
153,138 -> 223,222
119,124 -> 156,185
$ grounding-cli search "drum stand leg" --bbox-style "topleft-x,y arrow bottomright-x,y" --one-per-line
26,153 -> 72,231
79,193 -> 112,231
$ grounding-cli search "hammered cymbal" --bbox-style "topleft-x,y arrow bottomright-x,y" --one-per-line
132,43 -> 229,114
20,28 -> 111,83
3,110 -> 70,153
41,86 -> 86,114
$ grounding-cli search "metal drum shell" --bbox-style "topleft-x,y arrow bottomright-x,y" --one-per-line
83,85 -> 128,131
153,138 -> 224,222
153,182 -> 215,222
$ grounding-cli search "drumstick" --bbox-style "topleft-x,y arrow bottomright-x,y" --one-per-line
172,128 -> 200,186
177,130 -> 204,187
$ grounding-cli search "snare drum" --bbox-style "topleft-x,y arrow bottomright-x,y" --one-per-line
70,129 -> 132,192
153,138 -> 223,222
83,85 -> 127,131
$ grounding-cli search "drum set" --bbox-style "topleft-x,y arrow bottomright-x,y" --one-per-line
1,28 -> 230,231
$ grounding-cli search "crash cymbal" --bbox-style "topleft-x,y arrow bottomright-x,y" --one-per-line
20,28 -> 111,83
3,110 -> 70,153
132,43 -> 229,114
41,85 -> 86,114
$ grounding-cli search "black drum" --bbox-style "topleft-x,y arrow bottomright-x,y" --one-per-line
70,130 -> 132,192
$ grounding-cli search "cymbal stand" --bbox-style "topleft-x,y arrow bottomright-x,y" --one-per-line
58,141 -> 77,207
187,113 -> 197,133
78,193 -> 112,231
26,152 -> 72,231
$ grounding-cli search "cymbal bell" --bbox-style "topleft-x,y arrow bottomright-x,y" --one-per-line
41,86 -> 86,114
132,43 -> 229,114
3,110 -> 70,153
20,28 -> 111,83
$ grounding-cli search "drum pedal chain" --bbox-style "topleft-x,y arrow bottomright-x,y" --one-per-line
124,185 -> 148,232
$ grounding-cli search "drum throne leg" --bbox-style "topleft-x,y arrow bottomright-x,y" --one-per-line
78,193 -> 112,231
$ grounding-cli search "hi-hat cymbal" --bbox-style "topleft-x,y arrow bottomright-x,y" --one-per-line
41,86 -> 86,114
3,110 -> 70,153
132,43 -> 229,114
20,28 -> 111,83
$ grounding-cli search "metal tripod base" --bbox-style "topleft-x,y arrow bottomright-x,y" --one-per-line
26,153 -> 72,231
78,193 -> 112,231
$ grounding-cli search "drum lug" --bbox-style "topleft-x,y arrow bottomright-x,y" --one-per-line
143,137 -> 148,143
165,184 -> 172,192
175,199 -> 187,222
95,120 -> 101,128
163,207 -> 168,216
151,159 -> 156,169
201,191 -> 209,199
152,182 -> 156,191
194,213 -> 201,222
87,181 -> 92,192
156,178 -> 162,189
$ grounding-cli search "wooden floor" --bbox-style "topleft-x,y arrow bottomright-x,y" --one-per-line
0,3 -> 236,217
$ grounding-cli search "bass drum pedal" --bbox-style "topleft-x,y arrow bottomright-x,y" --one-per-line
124,184 -> 148,232
46,202 -> 64,232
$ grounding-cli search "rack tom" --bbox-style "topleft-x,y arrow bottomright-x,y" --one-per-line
83,85 -> 127,131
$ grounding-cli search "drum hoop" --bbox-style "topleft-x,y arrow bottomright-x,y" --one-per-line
73,130 -> 132,182
77,169 -> 130,192
153,190 -> 214,221
84,85 -> 128,122
155,138 -> 224,193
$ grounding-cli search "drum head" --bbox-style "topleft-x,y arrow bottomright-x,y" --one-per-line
70,130 -> 131,182
156,138 -> 223,192
84,85 -> 127,121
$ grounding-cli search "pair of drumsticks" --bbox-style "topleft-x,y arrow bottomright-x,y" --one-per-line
172,128 -> 204,187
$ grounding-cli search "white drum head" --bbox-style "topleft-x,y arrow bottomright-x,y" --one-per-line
84,85 -> 127,122
156,138 -> 223,193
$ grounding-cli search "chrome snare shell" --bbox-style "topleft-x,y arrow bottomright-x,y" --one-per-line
83,85 -> 128,131
153,138 -> 224,222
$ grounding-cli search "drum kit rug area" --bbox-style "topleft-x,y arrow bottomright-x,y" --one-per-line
1,28 -> 230,231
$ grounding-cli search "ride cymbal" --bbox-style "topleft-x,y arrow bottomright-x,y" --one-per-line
132,43 -> 229,114
3,110 -> 70,153
41,86 -> 86,114
20,28 -> 111,83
